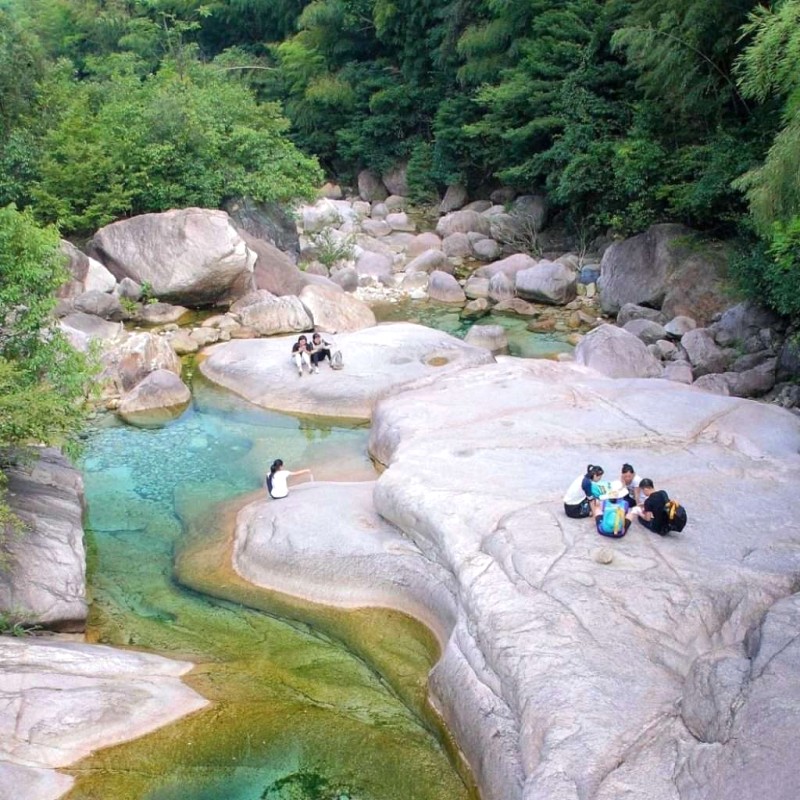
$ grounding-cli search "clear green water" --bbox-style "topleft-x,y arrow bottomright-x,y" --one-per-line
69,378 -> 474,800
373,298 -> 574,359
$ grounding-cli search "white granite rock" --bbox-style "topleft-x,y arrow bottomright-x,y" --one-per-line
231,354 -> 800,800
199,322 -> 495,420
0,638 -> 208,799
0,449 -> 86,630
299,282 -> 376,333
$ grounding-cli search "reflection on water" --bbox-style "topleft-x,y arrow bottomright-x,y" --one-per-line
373,298 -> 574,359
69,380 -> 473,800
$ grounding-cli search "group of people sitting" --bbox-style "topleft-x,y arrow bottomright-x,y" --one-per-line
563,463 -> 684,538
291,332 -> 342,376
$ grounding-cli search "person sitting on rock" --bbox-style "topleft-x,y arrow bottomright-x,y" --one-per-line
266,459 -> 313,499
563,464 -> 602,518
309,332 -> 334,373
637,478 -> 671,535
584,464 -> 610,511
593,485 -> 635,537
620,463 -> 642,507
292,335 -> 313,376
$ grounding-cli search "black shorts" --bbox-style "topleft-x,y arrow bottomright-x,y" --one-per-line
564,500 -> 591,519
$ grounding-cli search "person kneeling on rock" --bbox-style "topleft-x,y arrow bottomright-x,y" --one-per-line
266,459 -> 313,499
593,485 -> 635,538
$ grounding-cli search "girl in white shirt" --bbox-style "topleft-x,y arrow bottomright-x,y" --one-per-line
266,459 -> 312,499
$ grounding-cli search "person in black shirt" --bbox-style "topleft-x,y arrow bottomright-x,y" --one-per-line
637,478 -> 671,535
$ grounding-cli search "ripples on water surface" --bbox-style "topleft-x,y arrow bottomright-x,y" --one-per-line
70,379 -> 475,800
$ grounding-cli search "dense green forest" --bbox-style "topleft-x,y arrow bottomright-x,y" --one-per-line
1,0 -> 798,300
0,0 -> 799,479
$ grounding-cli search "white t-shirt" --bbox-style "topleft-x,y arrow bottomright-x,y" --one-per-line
269,469 -> 290,499
563,474 -> 587,505
622,474 -> 641,499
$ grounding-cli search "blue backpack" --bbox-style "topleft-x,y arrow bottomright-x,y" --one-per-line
601,500 -> 628,536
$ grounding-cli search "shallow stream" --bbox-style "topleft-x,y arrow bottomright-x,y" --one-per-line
68,378 -> 475,800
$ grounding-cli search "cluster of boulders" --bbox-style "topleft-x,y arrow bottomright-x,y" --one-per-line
53,188 -> 608,424
568,224 -> 800,407
53,190 -> 799,423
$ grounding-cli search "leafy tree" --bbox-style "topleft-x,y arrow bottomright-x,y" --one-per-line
0,205 -> 94,521
731,0 -> 800,324
734,0 -> 800,233
30,55 -> 322,233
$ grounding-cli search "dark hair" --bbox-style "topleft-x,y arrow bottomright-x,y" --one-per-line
588,465 -> 604,478
621,463 -> 634,474
270,459 -> 284,475
297,335 -> 307,341
312,332 -> 321,340
639,478 -> 654,489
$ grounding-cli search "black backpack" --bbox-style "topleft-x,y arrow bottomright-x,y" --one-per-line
266,472 -> 274,497
664,499 -> 688,532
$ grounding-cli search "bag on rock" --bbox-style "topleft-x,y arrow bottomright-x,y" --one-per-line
665,499 -> 687,532
331,350 -> 344,370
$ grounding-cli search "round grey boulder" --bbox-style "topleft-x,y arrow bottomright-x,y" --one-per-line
575,323 -> 663,378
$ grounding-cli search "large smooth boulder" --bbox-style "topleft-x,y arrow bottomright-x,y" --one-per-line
710,301 -> 784,348
436,210 -> 492,238
386,212 -> 415,232
199,323 -> 495,420
440,184 -> 468,213
359,358 -> 800,800
488,272 -> 515,303
299,283 -> 376,333
511,194 -> 548,231
599,225 -> 729,322
405,249 -> 450,275
71,290 -> 123,321
229,290 -> 313,336
442,232 -> 472,259
90,208 -> 256,306
361,218 -> 392,238
355,250 -> 393,281
473,238 -> 502,262
407,232 -> 443,258
245,232 -> 309,297
616,303 -> 666,327
59,313 -> 125,353
118,369 -> 191,427
464,324 -> 509,355
382,162 -> 409,197
474,253 -> 537,280
99,331 -> 181,396
575,323 -> 663,378
358,169 -> 388,202
58,241 -> 116,299
515,260 -> 577,305
0,638 -> 208,799
224,196 -> 300,256
428,270 -> 466,304
300,200 -> 343,234
234,483 -> 453,621
0,449 -> 86,631
681,328 -> 730,377
137,302 -> 190,325
623,318 -> 668,345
